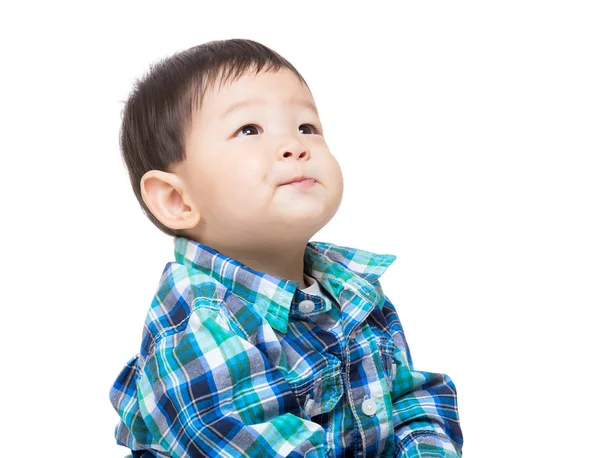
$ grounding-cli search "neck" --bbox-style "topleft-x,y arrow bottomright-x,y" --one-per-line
205,239 -> 310,289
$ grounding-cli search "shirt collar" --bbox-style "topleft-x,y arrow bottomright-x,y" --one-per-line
173,236 -> 397,333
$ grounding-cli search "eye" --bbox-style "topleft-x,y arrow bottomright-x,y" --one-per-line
235,124 -> 262,137
299,124 -> 317,135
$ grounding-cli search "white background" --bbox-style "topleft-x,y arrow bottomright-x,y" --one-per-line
1,1 -> 598,456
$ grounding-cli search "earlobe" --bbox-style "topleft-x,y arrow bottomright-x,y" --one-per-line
140,170 -> 201,230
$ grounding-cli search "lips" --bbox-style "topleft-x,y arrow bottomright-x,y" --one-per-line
282,175 -> 315,185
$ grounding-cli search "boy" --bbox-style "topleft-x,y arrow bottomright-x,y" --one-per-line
110,38 -> 463,457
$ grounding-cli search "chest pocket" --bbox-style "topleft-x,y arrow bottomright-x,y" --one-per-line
283,350 -> 344,418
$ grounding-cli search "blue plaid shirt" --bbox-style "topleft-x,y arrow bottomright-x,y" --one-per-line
110,237 -> 463,457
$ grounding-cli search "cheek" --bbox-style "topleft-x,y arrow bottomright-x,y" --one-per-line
323,156 -> 344,205
324,154 -> 344,185
213,165 -> 269,212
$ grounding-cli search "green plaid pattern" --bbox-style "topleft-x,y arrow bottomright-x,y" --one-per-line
110,237 -> 463,457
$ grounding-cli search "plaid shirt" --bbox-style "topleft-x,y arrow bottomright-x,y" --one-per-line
110,237 -> 463,457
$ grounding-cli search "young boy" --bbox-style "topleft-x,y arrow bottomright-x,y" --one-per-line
109,38 -> 463,458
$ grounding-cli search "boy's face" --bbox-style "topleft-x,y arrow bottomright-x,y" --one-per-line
170,68 -> 344,252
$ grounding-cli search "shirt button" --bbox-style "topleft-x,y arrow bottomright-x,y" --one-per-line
361,398 -> 377,416
298,299 -> 315,313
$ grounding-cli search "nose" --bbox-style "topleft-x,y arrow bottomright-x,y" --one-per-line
276,137 -> 310,160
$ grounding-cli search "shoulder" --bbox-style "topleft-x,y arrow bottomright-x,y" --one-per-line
139,261 -> 230,358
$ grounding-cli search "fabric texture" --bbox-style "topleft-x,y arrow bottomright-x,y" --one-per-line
110,236 -> 463,457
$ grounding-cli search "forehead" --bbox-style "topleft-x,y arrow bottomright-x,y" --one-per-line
199,68 -> 316,117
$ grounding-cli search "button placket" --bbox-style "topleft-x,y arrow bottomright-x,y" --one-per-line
361,397 -> 377,416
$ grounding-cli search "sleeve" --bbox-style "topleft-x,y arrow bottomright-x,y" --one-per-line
380,296 -> 464,458
136,305 -> 327,458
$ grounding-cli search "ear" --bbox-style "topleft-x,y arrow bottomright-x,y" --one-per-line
140,170 -> 201,230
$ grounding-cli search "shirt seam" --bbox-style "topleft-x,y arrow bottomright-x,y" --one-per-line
216,298 -> 252,341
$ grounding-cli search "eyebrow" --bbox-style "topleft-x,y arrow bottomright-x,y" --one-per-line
220,98 -> 318,120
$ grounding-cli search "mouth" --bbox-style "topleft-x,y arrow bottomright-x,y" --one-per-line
284,178 -> 316,189
283,178 -> 316,189
281,175 -> 316,186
